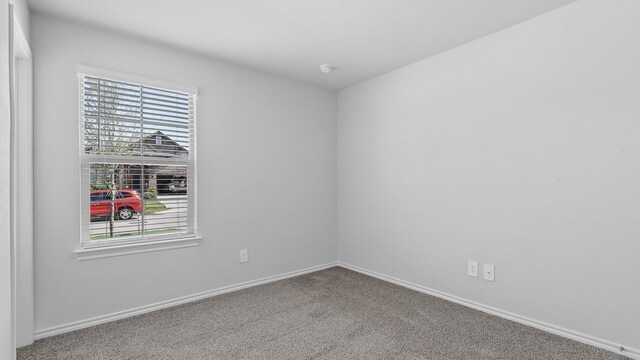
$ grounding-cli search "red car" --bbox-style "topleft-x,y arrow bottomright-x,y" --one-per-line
90,190 -> 143,220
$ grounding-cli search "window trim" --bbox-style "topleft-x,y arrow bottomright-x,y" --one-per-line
74,235 -> 203,261
77,64 -> 199,95
77,65 -> 200,258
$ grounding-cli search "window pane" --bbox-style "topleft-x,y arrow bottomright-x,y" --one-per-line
83,77 -> 192,157
88,163 -> 189,241
81,73 -> 195,247
142,165 -> 189,237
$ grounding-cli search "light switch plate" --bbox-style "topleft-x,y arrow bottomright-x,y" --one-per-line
483,263 -> 495,282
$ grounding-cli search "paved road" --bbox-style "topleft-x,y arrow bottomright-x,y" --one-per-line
90,194 -> 188,238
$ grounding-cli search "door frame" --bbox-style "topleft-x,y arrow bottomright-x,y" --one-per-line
9,3 -> 34,350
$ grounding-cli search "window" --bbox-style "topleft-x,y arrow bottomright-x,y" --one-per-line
79,68 -> 198,252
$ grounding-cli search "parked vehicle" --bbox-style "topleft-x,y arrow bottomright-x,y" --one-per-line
168,180 -> 187,193
90,189 -> 143,220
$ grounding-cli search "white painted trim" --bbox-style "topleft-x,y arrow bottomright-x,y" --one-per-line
8,6 -> 17,359
74,235 -> 203,261
337,262 -> 640,360
34,262 -> 338,340
10,7 -> 34,350
11,9 -> 29,59
76,64 -> 198,95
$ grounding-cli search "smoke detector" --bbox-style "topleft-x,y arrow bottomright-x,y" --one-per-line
319,64 -> 335,73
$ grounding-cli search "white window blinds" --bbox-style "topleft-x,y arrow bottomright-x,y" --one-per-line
79,72 -> 197,248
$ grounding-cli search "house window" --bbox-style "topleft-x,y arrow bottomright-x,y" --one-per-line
79,69 -> 197,250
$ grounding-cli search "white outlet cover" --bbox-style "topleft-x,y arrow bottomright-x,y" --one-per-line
483,263 -> 495,282
467,260 -> 478,278
240,249 -> 248,263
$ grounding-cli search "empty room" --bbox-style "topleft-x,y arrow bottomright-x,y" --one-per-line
1,0 -> 639,359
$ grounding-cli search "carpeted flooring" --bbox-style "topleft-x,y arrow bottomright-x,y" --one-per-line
18,267 -> 628,359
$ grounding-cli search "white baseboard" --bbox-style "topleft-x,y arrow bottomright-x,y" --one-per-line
337,262 -> 639,360
33,262 -> 338,341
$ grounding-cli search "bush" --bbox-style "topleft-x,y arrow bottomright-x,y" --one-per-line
91,184 -> 109,190
143,186 -> 158,199
143,191 -> 157,199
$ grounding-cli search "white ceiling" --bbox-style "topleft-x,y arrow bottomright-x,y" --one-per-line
27,0 -> 577,90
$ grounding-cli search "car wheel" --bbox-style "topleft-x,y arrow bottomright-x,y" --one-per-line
118,207 -> 134,220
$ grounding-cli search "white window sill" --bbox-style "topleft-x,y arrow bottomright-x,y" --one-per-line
74,235 -> 202,261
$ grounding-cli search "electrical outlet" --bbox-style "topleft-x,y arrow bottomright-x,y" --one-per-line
240,248 -> 248,263
467,260 -> 478,278
483,264 -> 495,282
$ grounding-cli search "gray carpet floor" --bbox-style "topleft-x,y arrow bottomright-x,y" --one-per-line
18,267 -> 628,359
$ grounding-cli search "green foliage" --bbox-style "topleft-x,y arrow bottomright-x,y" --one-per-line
144,186 -> 159,199
143,191 -> 156,199
144,200 -> 167,214
91,184 -> 109,190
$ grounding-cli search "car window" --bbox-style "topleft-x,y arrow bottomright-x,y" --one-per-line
116,192 -> 130,199
90,192 -> 108,201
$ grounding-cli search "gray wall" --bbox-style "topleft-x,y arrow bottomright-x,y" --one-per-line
337,0 -> 640,351
32,14 -> 337,333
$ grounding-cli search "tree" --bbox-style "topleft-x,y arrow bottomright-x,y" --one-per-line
85,78 -> 142,238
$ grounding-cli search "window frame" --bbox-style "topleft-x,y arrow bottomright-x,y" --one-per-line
75,65 -> 200,260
